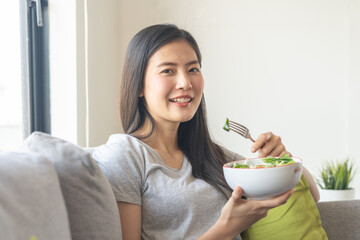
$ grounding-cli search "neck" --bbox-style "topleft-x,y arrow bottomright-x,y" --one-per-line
135,118 -> 184,170
135,118 -> 180,154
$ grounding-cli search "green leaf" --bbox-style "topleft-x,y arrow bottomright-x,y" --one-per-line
317,157 -> 356,190
233,163 -> 249,168
223,118 -> 230,132
262,154 -> 294,165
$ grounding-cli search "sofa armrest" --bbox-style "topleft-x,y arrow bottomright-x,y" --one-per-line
317,200 -> 360,240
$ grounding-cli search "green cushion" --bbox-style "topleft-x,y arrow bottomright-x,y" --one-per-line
241,175 -> 328,240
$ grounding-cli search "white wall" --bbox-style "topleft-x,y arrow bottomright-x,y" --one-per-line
50,0 -> 360,198
49,1 -> 78,144
49,0 -> 122,147
111,0 -> 359,197
85,0 -> 122,146
348,0 -> 360,198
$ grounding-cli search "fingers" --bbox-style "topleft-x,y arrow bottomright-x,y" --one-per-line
257,139 -> 279,157
278,150 -> 292,157
231,186 -> 244,202
251,132 -> 271,153
252,132 -> 288,157
266,144 -> 286,157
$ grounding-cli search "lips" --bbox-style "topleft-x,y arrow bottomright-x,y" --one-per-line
169,96 -> 193,103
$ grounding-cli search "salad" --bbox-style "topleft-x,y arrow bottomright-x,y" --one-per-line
223,118 -> 230,131
232,154 -> 295,168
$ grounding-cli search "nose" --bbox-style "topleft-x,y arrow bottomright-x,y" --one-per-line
176,71 -> 192,90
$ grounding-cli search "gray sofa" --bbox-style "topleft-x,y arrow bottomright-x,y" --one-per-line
317,200 -> 360,240
0,132 -> 359,240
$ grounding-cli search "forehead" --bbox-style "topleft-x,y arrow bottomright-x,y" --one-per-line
148,40 -> 198,65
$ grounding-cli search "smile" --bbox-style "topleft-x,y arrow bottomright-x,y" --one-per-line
169,97 -> 192,103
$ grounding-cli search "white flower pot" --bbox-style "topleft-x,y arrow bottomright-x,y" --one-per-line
319,188 -> 355,202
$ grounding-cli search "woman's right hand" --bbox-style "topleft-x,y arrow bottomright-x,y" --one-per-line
199,186 -> 294,240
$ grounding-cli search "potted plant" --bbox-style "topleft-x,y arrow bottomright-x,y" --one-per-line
316,158 -> 356,201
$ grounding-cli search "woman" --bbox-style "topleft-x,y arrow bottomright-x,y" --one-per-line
92,24 -> 322,240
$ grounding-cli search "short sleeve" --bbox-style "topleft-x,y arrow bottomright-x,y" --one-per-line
92,142 -> 144,206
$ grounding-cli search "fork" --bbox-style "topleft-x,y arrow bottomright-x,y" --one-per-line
223,118 -> 255,143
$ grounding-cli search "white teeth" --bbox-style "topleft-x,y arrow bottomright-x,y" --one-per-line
170,98 -> 191,103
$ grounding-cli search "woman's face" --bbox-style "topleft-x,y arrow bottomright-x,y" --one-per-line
141,39 -> 204,126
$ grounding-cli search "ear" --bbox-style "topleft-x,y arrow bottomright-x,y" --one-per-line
138,91 -> 144,97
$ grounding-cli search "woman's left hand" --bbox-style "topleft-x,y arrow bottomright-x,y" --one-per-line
251,132 -> 291,158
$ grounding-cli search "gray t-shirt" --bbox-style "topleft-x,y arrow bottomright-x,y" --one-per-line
92,134 -> 243,240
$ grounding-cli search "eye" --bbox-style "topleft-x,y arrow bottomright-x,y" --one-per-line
161,69 -> 173,74
189,68 -> 200,73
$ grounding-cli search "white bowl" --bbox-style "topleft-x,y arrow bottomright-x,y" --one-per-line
223,157 -> 303,199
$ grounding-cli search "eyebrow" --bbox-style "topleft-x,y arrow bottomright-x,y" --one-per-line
156,60 -> 199,68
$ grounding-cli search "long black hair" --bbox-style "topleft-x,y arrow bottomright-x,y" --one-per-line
120,24 -> 232,196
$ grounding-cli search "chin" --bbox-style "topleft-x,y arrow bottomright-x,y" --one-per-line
178,114 -> 196,123
168,109 -> 198,123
